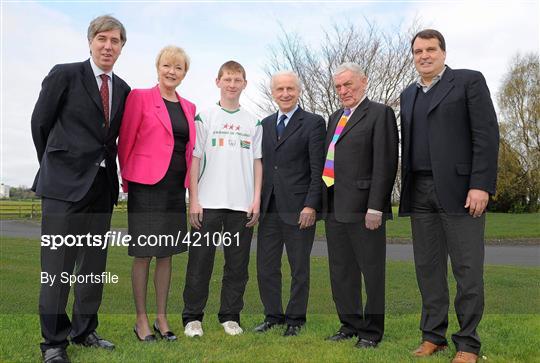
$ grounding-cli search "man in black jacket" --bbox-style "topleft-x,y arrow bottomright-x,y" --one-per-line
323,63 -> 398,349
399,29 -> 499,363
255,71 -> 325,336
31,15 -> 130,363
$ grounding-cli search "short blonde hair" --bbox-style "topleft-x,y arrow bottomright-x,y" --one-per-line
155,45 -> 190,73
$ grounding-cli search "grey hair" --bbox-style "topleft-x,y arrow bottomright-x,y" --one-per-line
87,15 -> 127,46
333,62 -> 365,78
271,70 -> 302,90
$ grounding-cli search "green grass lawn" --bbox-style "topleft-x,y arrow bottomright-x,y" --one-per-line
112,208 -> 539,240
1,237 -> 539,362
4,201 -> 538,240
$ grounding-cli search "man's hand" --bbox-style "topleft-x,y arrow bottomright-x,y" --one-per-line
365,211 -> 382,230
298,207 -> 316,229
246,201 -> 260,227
464,189 -> 489,217
189,201 -> 203,229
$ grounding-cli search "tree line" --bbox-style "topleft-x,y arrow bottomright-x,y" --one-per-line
9,21 -> 539,213
258,20 -> 539,213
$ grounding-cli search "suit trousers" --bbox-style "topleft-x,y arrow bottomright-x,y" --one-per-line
39,168 -> 113,351
325,189 -> 386,342
411,175 -> 484,355
182,209 -> 253,325
257,196 -> 315,326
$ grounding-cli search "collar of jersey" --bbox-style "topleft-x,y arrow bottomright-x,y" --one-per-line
217,101 -> 241,114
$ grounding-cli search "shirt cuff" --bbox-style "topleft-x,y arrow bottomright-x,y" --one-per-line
367,209 -> 383,216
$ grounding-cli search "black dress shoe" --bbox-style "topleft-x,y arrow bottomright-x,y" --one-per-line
283,324 -> 301,337
133,325 -> 157,342
355,338 -> 379,348
72,331 -> 115,350
153,321 -> 177,341
253,321 -> 282,333
326,331 -> 356,341
42,347 -> 70,363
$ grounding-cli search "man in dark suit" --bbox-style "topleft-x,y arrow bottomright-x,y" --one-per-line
31,15 -> 130,363
254,71 -> 325,336
399,29 -> 499,363
323,63 -> 398,348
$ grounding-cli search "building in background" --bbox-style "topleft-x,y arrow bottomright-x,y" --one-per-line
0,184 -> 11,199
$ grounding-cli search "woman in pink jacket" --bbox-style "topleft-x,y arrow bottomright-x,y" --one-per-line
118,46 -> 196,342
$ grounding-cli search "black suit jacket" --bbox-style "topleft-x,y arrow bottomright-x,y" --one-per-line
399,66 -> 499,215
322,98 -> 398,223
31,59 -> 131,204
260,107 -> 326,226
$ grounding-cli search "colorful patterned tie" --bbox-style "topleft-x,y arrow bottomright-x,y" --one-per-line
99,74 -> 110,128
322,108 -> 351,187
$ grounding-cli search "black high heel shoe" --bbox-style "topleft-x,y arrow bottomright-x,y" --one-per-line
153,321 -> 177,341
133,325 -> 157,342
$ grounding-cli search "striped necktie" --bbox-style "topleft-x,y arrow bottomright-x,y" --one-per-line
99,74 -> 110,128
322,108 -> 352,187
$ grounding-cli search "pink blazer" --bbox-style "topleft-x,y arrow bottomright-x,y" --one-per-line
118,85 -> 196,192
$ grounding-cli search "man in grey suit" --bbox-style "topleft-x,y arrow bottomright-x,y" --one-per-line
323,63 -> 398,348
399,29 -> 499,363
255,71 -> 326,336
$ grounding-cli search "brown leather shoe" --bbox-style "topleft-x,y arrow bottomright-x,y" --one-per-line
411,340 -> 448,357
452,351 -> 478,363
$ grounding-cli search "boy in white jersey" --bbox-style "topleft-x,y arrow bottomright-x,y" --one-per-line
182,61 -> 263,336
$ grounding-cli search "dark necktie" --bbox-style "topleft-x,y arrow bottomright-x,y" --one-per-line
99,74 -> 110,128
277,114 -> 287,140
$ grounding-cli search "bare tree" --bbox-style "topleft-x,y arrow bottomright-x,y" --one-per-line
496,52 -> 540,212
258,19 -> 420,119
258,19 -> 421,203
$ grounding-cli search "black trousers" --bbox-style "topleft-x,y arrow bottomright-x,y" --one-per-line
182,209 -> 253,325
411,175 -> 485,355
256,197 -> 315,326
325,190 -> 386,342
39,168 -> 113,352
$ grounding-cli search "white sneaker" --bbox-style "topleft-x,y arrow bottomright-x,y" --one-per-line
184,320 -> 203,337
221,321 -> 243,335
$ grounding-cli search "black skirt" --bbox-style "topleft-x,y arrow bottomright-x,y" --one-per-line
127,170 -> 188,257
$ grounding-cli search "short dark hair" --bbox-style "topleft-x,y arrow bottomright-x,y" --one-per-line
217,60 -> 246,80
411,29 -> 445,53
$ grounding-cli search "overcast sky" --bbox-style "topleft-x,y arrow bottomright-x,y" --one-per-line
1,0 -> 538,187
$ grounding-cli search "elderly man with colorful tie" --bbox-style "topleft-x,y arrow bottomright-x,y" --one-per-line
322,62 -> 398,349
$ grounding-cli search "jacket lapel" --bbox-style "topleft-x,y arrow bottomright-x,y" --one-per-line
402,84 -> 417,162
81,59 -> 104,116
110,73 -> 122,123
336,97 -> 369,144
276,107 -> 303,149
428,66 -> 454,114
266,112 -> 278,148
325,112 -> 340,149
152,85 -> 173,135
